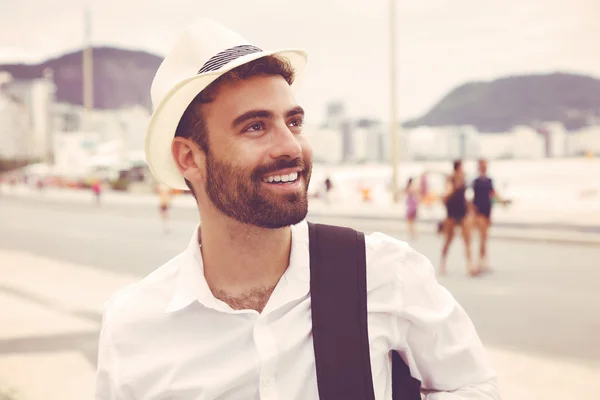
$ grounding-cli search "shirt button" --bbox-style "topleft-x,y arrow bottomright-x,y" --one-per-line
262,377 -> 274,387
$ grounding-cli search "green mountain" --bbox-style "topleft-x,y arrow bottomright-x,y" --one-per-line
404,72 -> 600,132
0,47 -> 163,112
3,50 -> 600,133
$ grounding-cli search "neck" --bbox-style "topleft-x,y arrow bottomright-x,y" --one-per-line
199,213 -> 292,297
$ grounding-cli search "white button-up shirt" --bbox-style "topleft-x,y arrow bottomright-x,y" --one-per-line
95,221 -> 499,399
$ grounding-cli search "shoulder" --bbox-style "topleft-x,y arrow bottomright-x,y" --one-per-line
364,231 -> 435,290
101,253 -> 185,330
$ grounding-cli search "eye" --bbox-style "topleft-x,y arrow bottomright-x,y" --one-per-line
244,122 -> 265,132
288,117 -> 304,128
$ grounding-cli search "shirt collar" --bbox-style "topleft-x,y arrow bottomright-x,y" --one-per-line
283,220 -> 310,284
165,225 -> 208,313
164,221 -> 310,314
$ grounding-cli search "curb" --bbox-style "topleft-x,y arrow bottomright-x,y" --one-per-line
306,208 -> 600,234
3,188 -> 600,246
307,212 -> 600,246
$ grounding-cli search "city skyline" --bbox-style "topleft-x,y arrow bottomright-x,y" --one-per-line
1,0 -> 600,124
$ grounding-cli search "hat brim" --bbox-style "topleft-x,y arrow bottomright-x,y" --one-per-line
145,48 -> 308,190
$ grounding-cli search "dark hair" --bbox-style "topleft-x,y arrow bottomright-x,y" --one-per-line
174,55 -> 296,194
175,55 -> 295,152
453,159 -> 462,171
406,177 -> 413,190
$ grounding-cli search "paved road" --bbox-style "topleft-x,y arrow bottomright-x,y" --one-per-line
1,196 -> 599,368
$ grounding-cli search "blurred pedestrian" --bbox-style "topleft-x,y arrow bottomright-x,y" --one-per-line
471,159 -> 509,272
157,183 -> 172,233
92,181 -> 102,206
440,160 -> 477,276
323,176 -> 333,203
419,171 -> 433,207
405,177 -> 419,240
359,182 -> 372,202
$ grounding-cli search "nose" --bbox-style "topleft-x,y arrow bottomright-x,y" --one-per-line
269,123 -> 302,160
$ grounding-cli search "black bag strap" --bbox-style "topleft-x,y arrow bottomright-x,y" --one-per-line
308,222 -> 422,400
308,222 -> 375,400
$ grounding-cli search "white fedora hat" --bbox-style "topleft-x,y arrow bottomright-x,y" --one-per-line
145,18 -> 308,190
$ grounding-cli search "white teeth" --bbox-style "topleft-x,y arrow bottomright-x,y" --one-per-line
264,172 -> 299,183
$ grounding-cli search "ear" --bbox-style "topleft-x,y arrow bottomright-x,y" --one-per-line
172,137 -> 206,185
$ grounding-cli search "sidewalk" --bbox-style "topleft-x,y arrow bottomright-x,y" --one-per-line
4,184 -> 599,246
1,249 -> 599,399
0,250 -> 135,400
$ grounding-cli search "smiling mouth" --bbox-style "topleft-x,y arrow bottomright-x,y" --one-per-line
262,171 -> 300,184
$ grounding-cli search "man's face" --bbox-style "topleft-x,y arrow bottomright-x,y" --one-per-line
199,74 -> 313,228
478,160 -> 487,174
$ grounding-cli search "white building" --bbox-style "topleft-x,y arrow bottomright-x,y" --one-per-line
567,125 -> 600,156
52,103 -> 151,171
311,115 -> 600,165
545,122 -> 568,157
449,125 -> 479,160
303,126 -> 343,164
364,124 -> 386,163
510,125 -> 545,159
0,71 -> 55,161
0,89 -> 30,159
405,125 -> 478,161
405,126 -> 440,160
52,131 -> 101,178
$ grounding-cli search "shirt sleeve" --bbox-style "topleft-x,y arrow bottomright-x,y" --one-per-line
391,246 -> 500,399
95,304 -> 123,400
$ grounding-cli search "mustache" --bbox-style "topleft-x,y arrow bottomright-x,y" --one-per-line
252,158 -> 307,180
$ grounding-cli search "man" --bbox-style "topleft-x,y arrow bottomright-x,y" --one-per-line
157,183 -> 172,234
323,175 -> 333,203
472,159 -> 508,271
95,19 -> 499,399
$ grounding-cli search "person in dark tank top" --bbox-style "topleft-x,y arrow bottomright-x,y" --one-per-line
440,160 -> 477,276
471,159 -> 509,271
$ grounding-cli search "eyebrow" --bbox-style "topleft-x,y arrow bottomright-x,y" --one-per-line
286,106 -> 305,119
231,106 -> 305,128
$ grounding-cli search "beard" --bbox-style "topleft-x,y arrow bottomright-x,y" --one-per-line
204,152 -> 312,229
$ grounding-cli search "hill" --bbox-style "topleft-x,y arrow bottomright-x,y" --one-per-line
3,51 -> 600,132
0,47 -> 163,111
404,73 -> 600,132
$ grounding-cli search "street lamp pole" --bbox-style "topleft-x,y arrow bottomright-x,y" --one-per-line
389,0 -> 400,202
83,7 -> 94,130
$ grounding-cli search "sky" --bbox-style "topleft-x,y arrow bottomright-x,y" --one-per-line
1,0 -> 600,123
